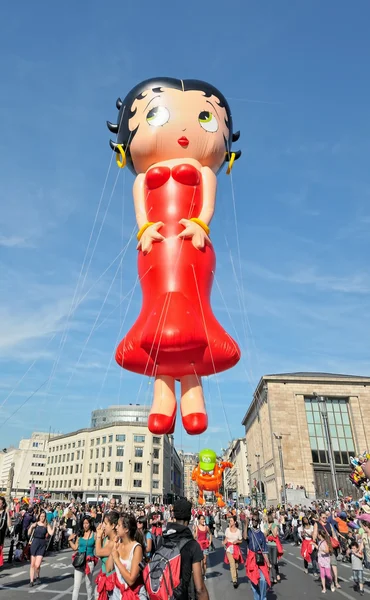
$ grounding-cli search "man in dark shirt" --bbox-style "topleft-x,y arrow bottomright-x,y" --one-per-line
162,499 -> 209,600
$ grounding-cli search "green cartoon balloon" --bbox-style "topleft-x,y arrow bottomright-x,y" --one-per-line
199,448 -> 217,472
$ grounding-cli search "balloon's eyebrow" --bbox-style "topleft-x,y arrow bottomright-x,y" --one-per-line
206,99 -> 220,117
144,95 -> 160,113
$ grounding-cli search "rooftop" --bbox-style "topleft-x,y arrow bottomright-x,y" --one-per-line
264,372 -> 370,379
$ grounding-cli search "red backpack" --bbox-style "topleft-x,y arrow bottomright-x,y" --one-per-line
143,537 -> 192,600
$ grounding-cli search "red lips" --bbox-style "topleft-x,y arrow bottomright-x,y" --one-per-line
178,136 -> 189,148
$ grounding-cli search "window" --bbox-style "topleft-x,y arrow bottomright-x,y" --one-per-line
96,438 -> 100,445
152,481 -> 159,489
135,447 -> 143,458
107,462 -> 111,472
106,478 -> 110,486
116,462 -> 123,472
74,479 -> 77,486
134,435 -> 145,443
70,465 -> 73,474
115,479 -> 122,486
67,454 -> 70,462
60,467 -> 63,475
108,447 -> 112,457
63,454 -> 66,462
116,446 -> 124,457
109,435 -> 113,443
305,397 -> 355,466
91,439 -> 94,446
78,440 -> 81,447
73,442 -> 75,448
33,442 -> 39,447
116,435 -> 126,442
75,464 -> 78,473
96,449 -> 99,459
133,480 -> 142,487
90,448 -> 93,459
153,437 -> 161,445
134,462 -> 142,473
81,450 -> 84,459
68,444 -> 71,449
94,478 -> 97,486
88,478 -> 91,486
153,464 -> 159,475
101,463 -> 104,472
102,447 -> 106,458
153,448 -> 160,459
102,436 -> 106,444
95,463 -> 98,473
71,453 -> 74,461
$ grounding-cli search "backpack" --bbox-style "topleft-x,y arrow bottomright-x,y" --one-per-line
143,536 -> 192,600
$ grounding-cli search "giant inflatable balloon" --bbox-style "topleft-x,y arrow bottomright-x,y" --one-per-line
108,78 -> 241,436
191,448 -> 233,507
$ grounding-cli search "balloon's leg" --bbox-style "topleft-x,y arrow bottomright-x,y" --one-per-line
148,375 -> 177,435
180,374 -> 208,435
216,493 -> 225,508
198,490 -> 205,505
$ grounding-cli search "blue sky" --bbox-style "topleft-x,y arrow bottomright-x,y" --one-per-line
1,1 -> 369,454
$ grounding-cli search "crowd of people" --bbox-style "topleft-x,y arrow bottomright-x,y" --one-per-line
1,494 -> 370,599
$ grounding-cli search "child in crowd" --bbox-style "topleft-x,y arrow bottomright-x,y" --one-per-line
348,541 -> 364,595
14,542 -> 24,562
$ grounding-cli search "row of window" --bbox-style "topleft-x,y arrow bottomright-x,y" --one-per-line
48,446 -> 161,465
50,440 -> 85,452
30,471 -> 44,476
47,478 -> 160,490
31,462 -> 45,467
32,454 -> 46,459
28,479 -> 43,484
90,434 -> 161,446
46,461 -> 160,477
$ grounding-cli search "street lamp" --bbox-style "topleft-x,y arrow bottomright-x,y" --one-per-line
273,433 -> 287,505
255,454 -> 262,506
315,394 -> 339,503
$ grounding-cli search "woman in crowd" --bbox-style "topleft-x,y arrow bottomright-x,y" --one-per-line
28,510 -> 55,587
95,511 -> 119,599
136,517 -> 153,562
245,515 -> 271,600
265,514 -> 283,584
69,516 -> 97,600
194,514 -> 212,580
317,529 -> 335,593
299,515 -> 319,576
106,513 -> 144,599
0,497 -> 11,567
223,515 -> 243,588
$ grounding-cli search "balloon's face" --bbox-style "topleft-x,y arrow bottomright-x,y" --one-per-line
199,449 -> 217,472
128,87 -> 230,174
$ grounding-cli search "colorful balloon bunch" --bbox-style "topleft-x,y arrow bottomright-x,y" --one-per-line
349,452 -> 370,488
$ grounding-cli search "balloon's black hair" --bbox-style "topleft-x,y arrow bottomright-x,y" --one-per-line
107,77 -> 241,174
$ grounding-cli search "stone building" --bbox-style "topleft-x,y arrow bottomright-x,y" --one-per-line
222,438 -> 250,502
178,451 -> 198,501
242,373 -> 369,505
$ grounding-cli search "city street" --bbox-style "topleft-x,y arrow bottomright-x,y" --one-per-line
1,539 -> 369,599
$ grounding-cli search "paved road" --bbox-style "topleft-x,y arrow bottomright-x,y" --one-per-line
0,539 -> 369,599
207,538 -> 369,600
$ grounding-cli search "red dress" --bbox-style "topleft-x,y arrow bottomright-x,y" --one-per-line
115,164 -> 240,378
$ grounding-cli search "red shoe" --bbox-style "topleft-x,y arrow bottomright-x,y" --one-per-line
148,408 -> 176,435
181,412 -> 208,435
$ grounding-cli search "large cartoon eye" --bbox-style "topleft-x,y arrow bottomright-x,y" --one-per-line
198,111 -> 218,133
146,106 -> 170,127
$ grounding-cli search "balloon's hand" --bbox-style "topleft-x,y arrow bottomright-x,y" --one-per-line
178,219 -> 210,250
137,222 -> 164,254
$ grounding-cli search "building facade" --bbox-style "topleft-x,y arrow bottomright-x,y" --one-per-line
178,451 -> 198,501
222,438 -> 250,502
242,373 -> 369,505
1,406 -> 183,504
0,432 -> 53,497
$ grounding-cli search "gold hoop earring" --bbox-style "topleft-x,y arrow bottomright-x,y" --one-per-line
226,152 -> 236,175
115,144 -> 127,169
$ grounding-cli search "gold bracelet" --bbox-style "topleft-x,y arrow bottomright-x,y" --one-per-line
189,218 -> 210,236
137,222 -> 154,241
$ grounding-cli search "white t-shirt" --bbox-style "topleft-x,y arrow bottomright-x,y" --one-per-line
224,527 -> 242,544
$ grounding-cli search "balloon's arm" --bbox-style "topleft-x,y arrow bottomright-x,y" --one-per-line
199,166 -> 217,225
220,461 -> 233,470
192,466 -> 199,481
133,174 -> 148,229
